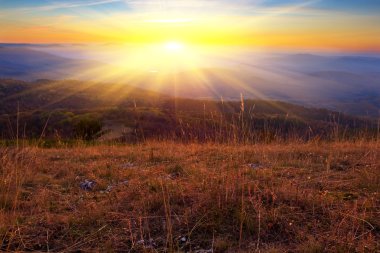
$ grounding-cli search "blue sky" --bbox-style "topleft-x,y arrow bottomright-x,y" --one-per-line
1,0 -> 380,12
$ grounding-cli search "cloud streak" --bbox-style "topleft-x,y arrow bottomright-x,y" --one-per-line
3,0 -> 123,13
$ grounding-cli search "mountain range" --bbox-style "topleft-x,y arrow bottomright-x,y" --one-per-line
0,44 -> 379,117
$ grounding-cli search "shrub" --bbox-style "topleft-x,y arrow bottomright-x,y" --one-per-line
73,115 -> 102,140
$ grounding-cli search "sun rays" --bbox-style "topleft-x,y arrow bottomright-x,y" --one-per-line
2,0 -> 380,116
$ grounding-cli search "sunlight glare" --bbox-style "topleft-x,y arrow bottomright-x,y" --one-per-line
164,41 -> 185,52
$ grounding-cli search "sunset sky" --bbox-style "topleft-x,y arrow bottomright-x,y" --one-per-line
1,0 -> 380,52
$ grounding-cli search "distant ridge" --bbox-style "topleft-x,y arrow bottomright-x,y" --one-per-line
0,44 -> 379,117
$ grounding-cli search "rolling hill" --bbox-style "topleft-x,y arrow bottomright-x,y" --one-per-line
0,79 -> 377,142
0,44 -> 380,117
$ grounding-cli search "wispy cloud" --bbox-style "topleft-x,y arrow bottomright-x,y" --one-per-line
1,0 -> 379,50
144,18 -> 193,23
0,0 -> 340,18
5,0 -> 123,13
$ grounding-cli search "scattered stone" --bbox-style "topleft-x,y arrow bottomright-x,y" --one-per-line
120,180 -> 129,185
177,235 -> 188,247
194,249 -> 213,253
169,172 -> 181,179
120,162 -> 135,169
80,179 -> 96,191
160,175 -> 173,181
247,163 -> 264,169
105,185 -> 113,192
100,180 -> 129,194
136,238 -> 156,249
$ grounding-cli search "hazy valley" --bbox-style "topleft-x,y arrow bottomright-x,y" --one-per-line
1,44 -> 380,117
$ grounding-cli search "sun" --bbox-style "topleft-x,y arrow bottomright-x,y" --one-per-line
164,41 -> 185,52
111,41 -> 202,75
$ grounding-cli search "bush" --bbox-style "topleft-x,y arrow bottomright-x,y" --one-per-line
74,115 -> 102,140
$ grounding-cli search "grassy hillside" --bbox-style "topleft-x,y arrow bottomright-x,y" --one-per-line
1,141 -> 379,252
1,79 -> 378,143
1,79 -> 379,252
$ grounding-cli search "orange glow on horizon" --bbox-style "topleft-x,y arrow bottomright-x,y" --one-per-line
0,2 -> 380,52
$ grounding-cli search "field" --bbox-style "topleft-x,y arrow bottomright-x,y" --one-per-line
1,141 -> 379,252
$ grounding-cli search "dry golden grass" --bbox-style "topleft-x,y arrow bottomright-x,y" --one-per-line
0,141 -> 379,252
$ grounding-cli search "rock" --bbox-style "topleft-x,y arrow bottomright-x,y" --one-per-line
100,185 -> 114,194
169,172 -> 181,179
80,179 -> 96,191
100,180 -> 129,193
177,235 -> 188,247
120,162 -> 135,169
247,163 -> 264,169
105,185 -> 113,192
119,180 -> 129,185
194,250 -> 213,253
136,238 -> 156,249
